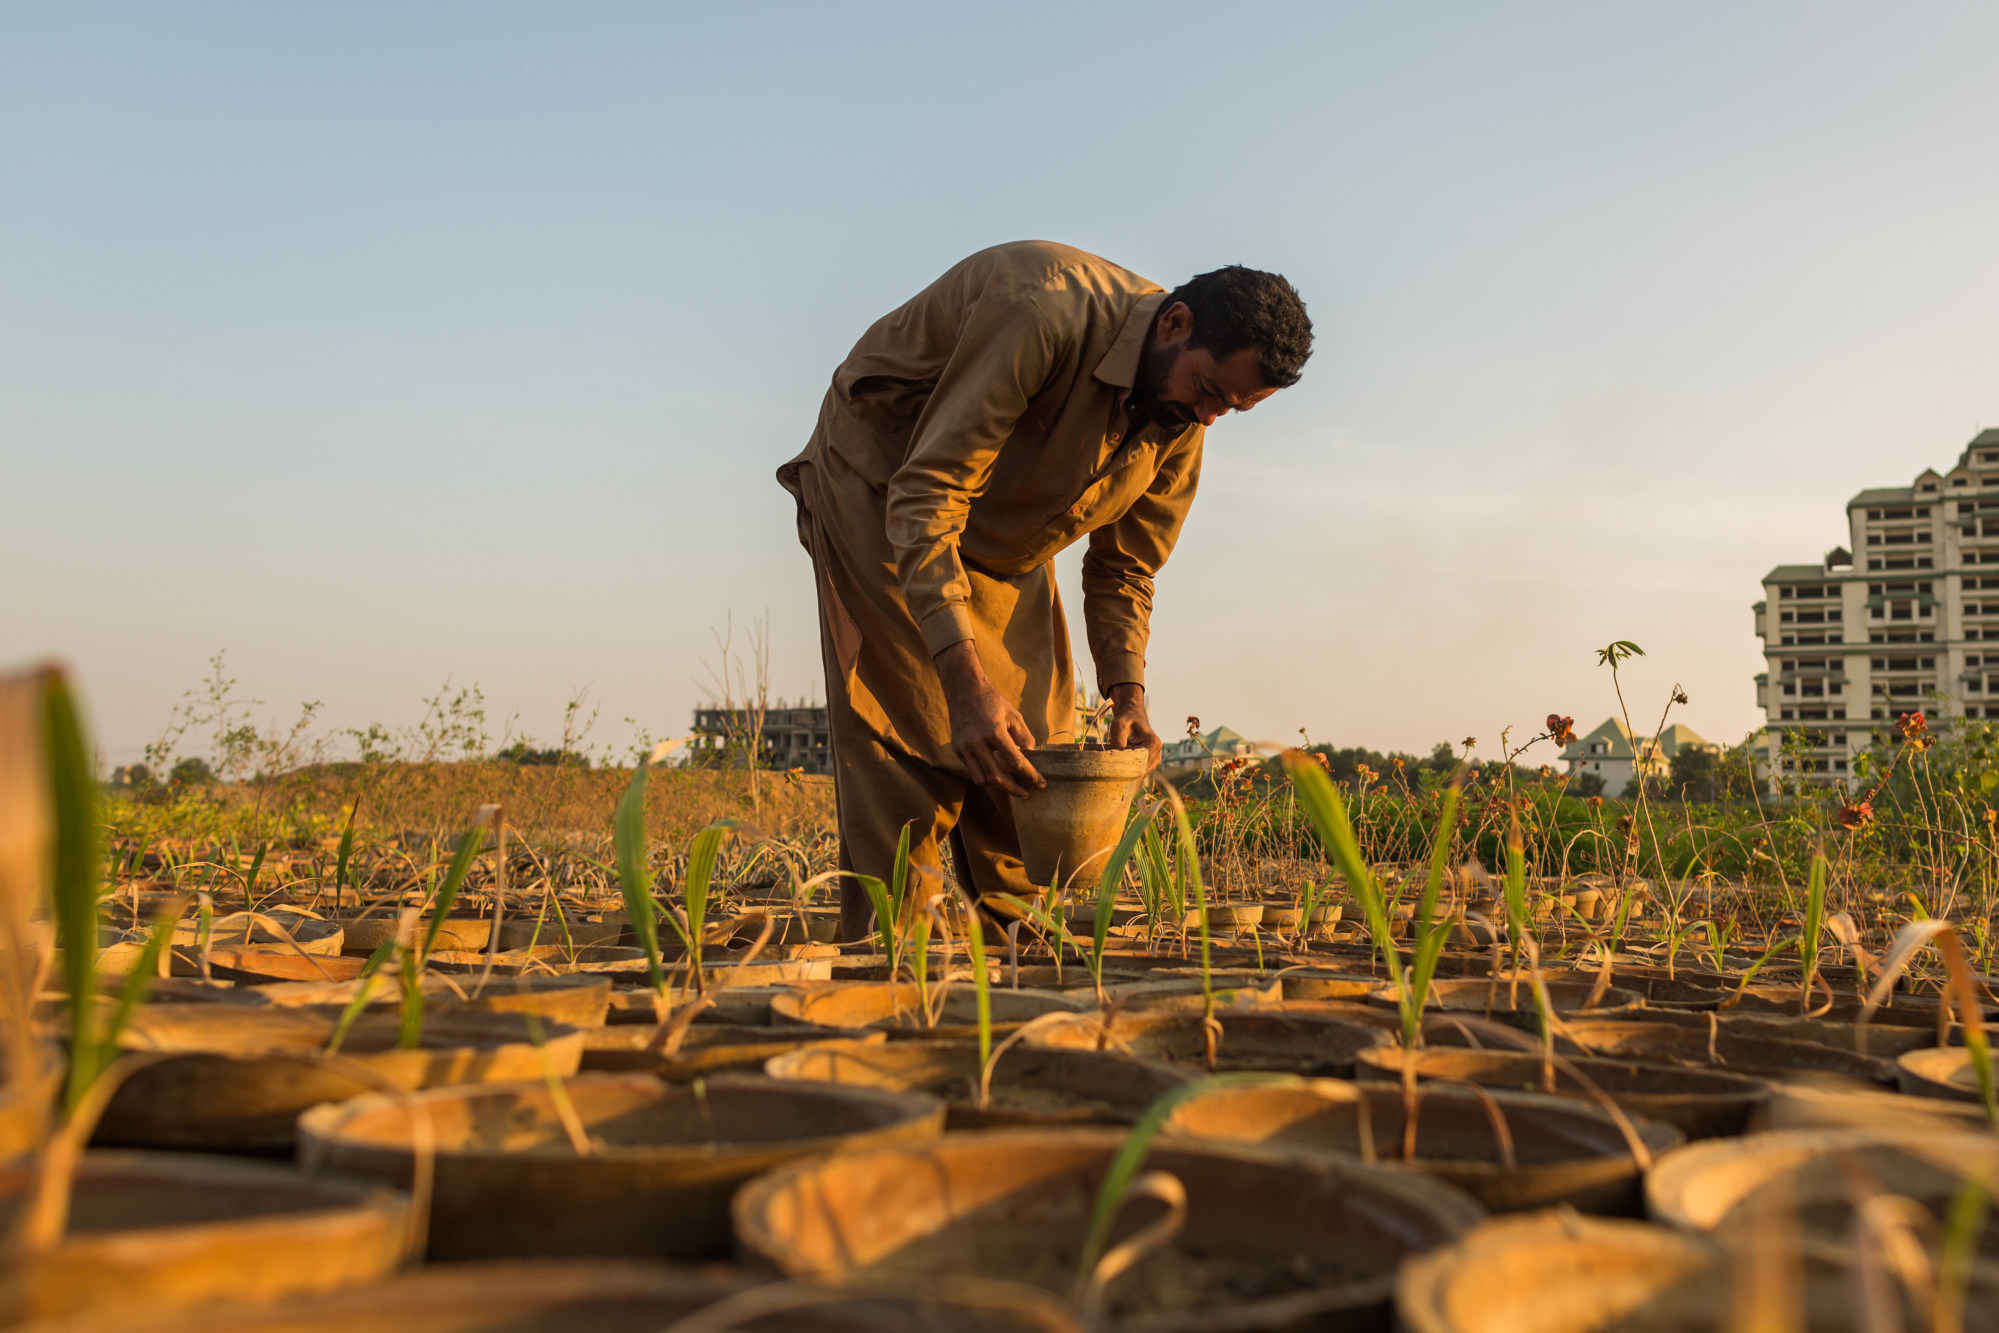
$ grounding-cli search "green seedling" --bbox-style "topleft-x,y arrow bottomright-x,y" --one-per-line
333,798 -> 359,900
613,762 -> 667,997
42,673 -> 176,1110
851,827 -> 915,975
964,905 -> 993,1070
1090,802 -> 1158,994
1160,783 -> 1214,1023
1074,1073 -> 1301,1298
242,840 -> 267,915
1799,850 -> 1828,1016
1404,781 -> 1465,1049
1286,751 -> 1402,1008
391,817 -> 490,1050
1287,752 -> 1473,1054
657,819 -> 741,1002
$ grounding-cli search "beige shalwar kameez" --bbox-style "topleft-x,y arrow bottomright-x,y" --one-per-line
777,240 -> 1204,934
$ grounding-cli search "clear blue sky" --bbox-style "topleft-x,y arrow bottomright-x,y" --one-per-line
5,3 -> 1997,767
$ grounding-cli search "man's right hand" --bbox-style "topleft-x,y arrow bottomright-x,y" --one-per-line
934,640 -> 1045,798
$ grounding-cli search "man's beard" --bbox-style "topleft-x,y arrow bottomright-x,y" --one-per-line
1132,343 -> 1196,431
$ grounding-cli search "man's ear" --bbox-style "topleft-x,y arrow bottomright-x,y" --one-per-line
1153,300 -> 1193,346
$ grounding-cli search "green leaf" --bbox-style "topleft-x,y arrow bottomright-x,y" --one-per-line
1141,824 -> 1177,922
243,840 -> 267,913
1093,804 -> 1156,975
856,873 -> 895,963
1406,782 -> 1464,1048
963,905 -> 992,1068
613,764 -> 664,993
1800,851 -> 1828,1005
681,820 -> 741,989
334,798 -> 360,893
890,821 -> 912,921
422,820 -> 487,960
397,943 -> 423,1050
1160,785 -> 1213,1015
1502,821 -> 1529,955
43,672 -> 105,1111
326,938 -> 398,1055
1076,1073 -> 1300,1282
1283,753 -> 1400,990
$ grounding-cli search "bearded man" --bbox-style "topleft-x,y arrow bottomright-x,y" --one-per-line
778,240 -> 1312,941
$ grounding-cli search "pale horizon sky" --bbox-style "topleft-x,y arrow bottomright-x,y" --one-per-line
5,4 -> 1998,770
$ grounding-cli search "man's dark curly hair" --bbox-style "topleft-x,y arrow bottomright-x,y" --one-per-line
1164,265 -> 1313,389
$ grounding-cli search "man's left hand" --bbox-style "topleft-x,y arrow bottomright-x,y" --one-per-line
1103,683 -> 1163,770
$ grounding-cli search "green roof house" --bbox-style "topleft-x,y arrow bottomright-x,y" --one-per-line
1160,725 -> 1256,779
1560,719 -> 1709,794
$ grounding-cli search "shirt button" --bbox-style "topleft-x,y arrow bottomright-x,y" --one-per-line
1069,505 -> 1084,518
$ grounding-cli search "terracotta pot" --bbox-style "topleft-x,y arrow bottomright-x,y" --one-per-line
298,1073 -> 944,1261
1754,1081 -> 1996,1132
582,1023 -> 885,1080
1646,1126 -> 1999,1254
1401,1209 -> 1999,1333
1368,977 -> 1646,1028
1630,1005 -> 1943,1059
1897,1045 -> 1991,1102
1028,1009 -> 1390,1078
494,909 -> 627,952
734,1127 -> 1481,1332
204,949 -> 366,984
1164,1079 -> 1682,1215
1116,972 -> 1283,1013
1009,745 -> 1151,888
0,1150 -> 408,1322
1356,1045 -> 1770,1140
1187,903 -> 1265,931
1275,969 -> 1378,1001
769,981 -> 1089,1042
1554,1019 -> 1896,1088
158,908 -> 344,978
95,1005 -> 584,1153
765,1037 -> 1194,1128
337,911 -> 493,956
27,1260 -> 1089,1333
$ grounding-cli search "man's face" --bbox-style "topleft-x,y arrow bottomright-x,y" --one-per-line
1133,301 -> 1280,430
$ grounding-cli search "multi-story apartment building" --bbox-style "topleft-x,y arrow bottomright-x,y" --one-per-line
1753,427 -> 1999,784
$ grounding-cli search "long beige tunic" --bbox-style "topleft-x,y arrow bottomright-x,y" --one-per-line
780,239 -> 1204,767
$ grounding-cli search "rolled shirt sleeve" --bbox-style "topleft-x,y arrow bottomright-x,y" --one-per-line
884,293 -> 1059,657
1080,434 -> 1203,692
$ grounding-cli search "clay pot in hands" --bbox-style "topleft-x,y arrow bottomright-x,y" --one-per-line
1009,745 -> 1151,889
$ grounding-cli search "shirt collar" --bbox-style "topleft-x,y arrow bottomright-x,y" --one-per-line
1092,291 -> 1166,390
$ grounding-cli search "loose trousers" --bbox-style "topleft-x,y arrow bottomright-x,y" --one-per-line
781,449 -> 1076,943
